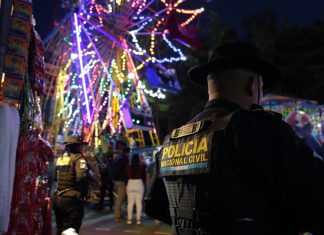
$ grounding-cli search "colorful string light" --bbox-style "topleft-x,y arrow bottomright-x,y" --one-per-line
45,0 -> 204,142
74,13 -> 91,124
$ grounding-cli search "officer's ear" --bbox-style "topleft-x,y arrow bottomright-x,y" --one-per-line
245,76 -> 255,97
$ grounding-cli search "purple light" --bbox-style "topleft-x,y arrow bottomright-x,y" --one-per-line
79,15 -> 145,63
79,15 -> 126,50
74,13 -> 91,124
80,23 -> 121,124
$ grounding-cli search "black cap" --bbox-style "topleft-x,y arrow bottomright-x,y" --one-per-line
64,135 -> 87,145
188,41 -> 282,89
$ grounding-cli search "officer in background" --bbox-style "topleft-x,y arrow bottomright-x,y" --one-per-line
148,41 -> 324,234
53,135 -> 90,235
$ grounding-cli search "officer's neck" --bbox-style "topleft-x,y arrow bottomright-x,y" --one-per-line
209,93 -> 253,110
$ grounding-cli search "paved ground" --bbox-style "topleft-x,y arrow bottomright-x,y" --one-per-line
52,206 -> 172,235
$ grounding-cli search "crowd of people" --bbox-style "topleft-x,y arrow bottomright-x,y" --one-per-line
52,136 -> 154,234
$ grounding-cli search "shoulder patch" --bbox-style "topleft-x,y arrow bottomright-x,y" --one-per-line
56,156 -> 70,166
159,131 -> 213,177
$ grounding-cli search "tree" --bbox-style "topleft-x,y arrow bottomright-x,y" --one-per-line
241,8 -> 324,103
241,8 -> 278,52
271,21 -> 324,102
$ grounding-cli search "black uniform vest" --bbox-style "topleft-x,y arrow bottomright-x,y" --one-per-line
158,111 -> 236,235
56,153 -> 82,193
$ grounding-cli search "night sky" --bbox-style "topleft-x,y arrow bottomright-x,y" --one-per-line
32,0 -> 324,39
208,0 -> 324,33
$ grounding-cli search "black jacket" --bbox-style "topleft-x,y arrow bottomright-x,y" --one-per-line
157,99 -> 324,235
111,154 -> 129,182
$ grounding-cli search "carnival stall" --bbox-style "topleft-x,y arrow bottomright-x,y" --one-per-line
0,0 -> 53,234
261,94 -> 324,157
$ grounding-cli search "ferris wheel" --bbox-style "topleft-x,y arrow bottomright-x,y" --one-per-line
43,0 -> 204,148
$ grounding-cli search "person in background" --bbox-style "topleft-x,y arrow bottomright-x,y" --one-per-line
61,228 -> 78,235
53,135 -> 90,235
146,155 -> 156,190
111,142 -> 130,220
301,122 -> 324,160
106,152 -> 115,211
139,154 -> 147,168
145,152 -> 161,225
97,150 -> 114,211
126,154 -> 146,225
50,133 -> 66,195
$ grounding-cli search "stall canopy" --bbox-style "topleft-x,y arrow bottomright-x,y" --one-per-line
261,94 -> 324,159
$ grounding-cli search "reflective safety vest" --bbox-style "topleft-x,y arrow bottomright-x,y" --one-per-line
158,112 -> 236,235
56,153 -> 83,194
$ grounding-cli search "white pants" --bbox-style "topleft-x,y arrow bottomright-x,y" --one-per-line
126,179 -> 144,221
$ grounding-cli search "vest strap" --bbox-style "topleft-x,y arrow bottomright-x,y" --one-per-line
57,188 -> 73,196
175,226 -> 208,235
170,207 -> 199,221
170,207 -> 216,234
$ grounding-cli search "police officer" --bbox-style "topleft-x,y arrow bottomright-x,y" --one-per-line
53,135 -> 90,235
149,41 -> 324,234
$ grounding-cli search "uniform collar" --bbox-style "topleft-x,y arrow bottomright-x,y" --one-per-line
205,99 -> 242,111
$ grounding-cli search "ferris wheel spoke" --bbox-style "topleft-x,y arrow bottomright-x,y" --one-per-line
81,24 -> 121,139
135,31 -> 164,35
128,7 -> 168,29
73,13 -> 92,124
44,13 -> 71,45
80,15 -> 126,50
86,13 -> 131,25
79,15 -> 154,65
174,0 -> 189,8
81,22 -> 122,103
120,4 -> 137,19
125,50 -> 150,107
135,0 -> 155,16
